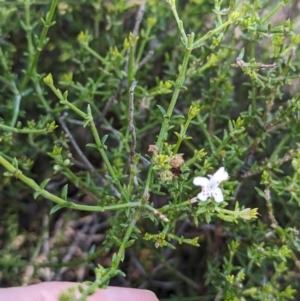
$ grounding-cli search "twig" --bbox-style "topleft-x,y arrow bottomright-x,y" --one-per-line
138,259 -> 176,289
101,94 -> 119,119
164,260 -> 200,291
145,204 -> 169,222
59,113 -> 121,199
123,0 -> 147,75
138,50 -> 154,68
76,215 -> 106,282
59,113 -> 95,172
238,147 -> 300,179
55,219 -> 91,280
264,187 -> 278,228
266,121 -> 286,133
132,0 -> 147,38
66,118 -> 122,138
235,57 -> 277,70
138,154 -> 150,166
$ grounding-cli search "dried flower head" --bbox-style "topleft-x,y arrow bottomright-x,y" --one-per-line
148,144 -> 158,155
170,155 -> 184,168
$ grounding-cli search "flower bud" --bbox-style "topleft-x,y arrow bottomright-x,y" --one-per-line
43,73 -> 53,86
160,170 -> 173,182
239,208 -> 258,220
292,158 -> 300,174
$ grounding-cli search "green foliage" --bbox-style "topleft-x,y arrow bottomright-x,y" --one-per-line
0,0 -> 300,300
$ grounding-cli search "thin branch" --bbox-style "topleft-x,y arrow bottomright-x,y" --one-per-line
133,0 -> 147,38
138,50 -> 154,68
238,147 -> 300,179
138,154 -> 150,166
145,204 -> 169,222
264,187 -> 278,228
55,220 -> 90,280
59,113 -> 95,172
235,57 -> 277,70
59,113 -> 121,199
123,0 -> 147,74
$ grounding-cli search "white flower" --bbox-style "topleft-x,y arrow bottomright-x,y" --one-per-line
193,167 -> 229,203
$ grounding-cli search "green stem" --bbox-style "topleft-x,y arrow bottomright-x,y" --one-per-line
11,0 -> 58,127
24,0 -> 34,62
79,42 -> 106,64
169,1 -> 187,44
269,134 -> 290,161
193,19 -> 232,48
214,0 -> 223,26
62,168 -> 102,200
45,76 -> 129,201
142,34 -> 194,198
77,218 -> 137,300
20,0 -> 57,89
0,123 -> 50,134
156,34 -> 194,150
136,23 -> 154,64
173,115 -> 193,154
48,82 -> 87,119
160,200 -> 192,213
0,154 -> 140,212
87,106 -> 129,200
34,80 -> 52,111
260,1 -> 287,24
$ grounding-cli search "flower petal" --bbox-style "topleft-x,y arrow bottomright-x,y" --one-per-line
193,177 -> 210,187
197,191 -> 209,201
197,187 -> 212,201
212,187 -> 224,203
211,167 -> 229,184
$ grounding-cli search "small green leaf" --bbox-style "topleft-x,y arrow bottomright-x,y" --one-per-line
61,184 -> 68,200
157,105 -> 166,115
3,171 -> 13,177
88,244 -> 96,255
86,143 -> 98,149
101,134 -> 108,144
40,178 -> 51,189
255,187 -> 265,198
171,115 -> 185,119
63,90 -> 68,99
166,242 -> 176,249
12,158 -> 19,169
124,239 -> 135,248
83,118 -> 90,128
33,190 -> 42,199
50,204 -> 64,214
204,212 -> 211,223
111,236 -> 122,246
115,269 -> 126,277
238,48 -> 245,60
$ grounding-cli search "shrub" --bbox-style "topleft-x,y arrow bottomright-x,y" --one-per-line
0,0 -> 300,300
